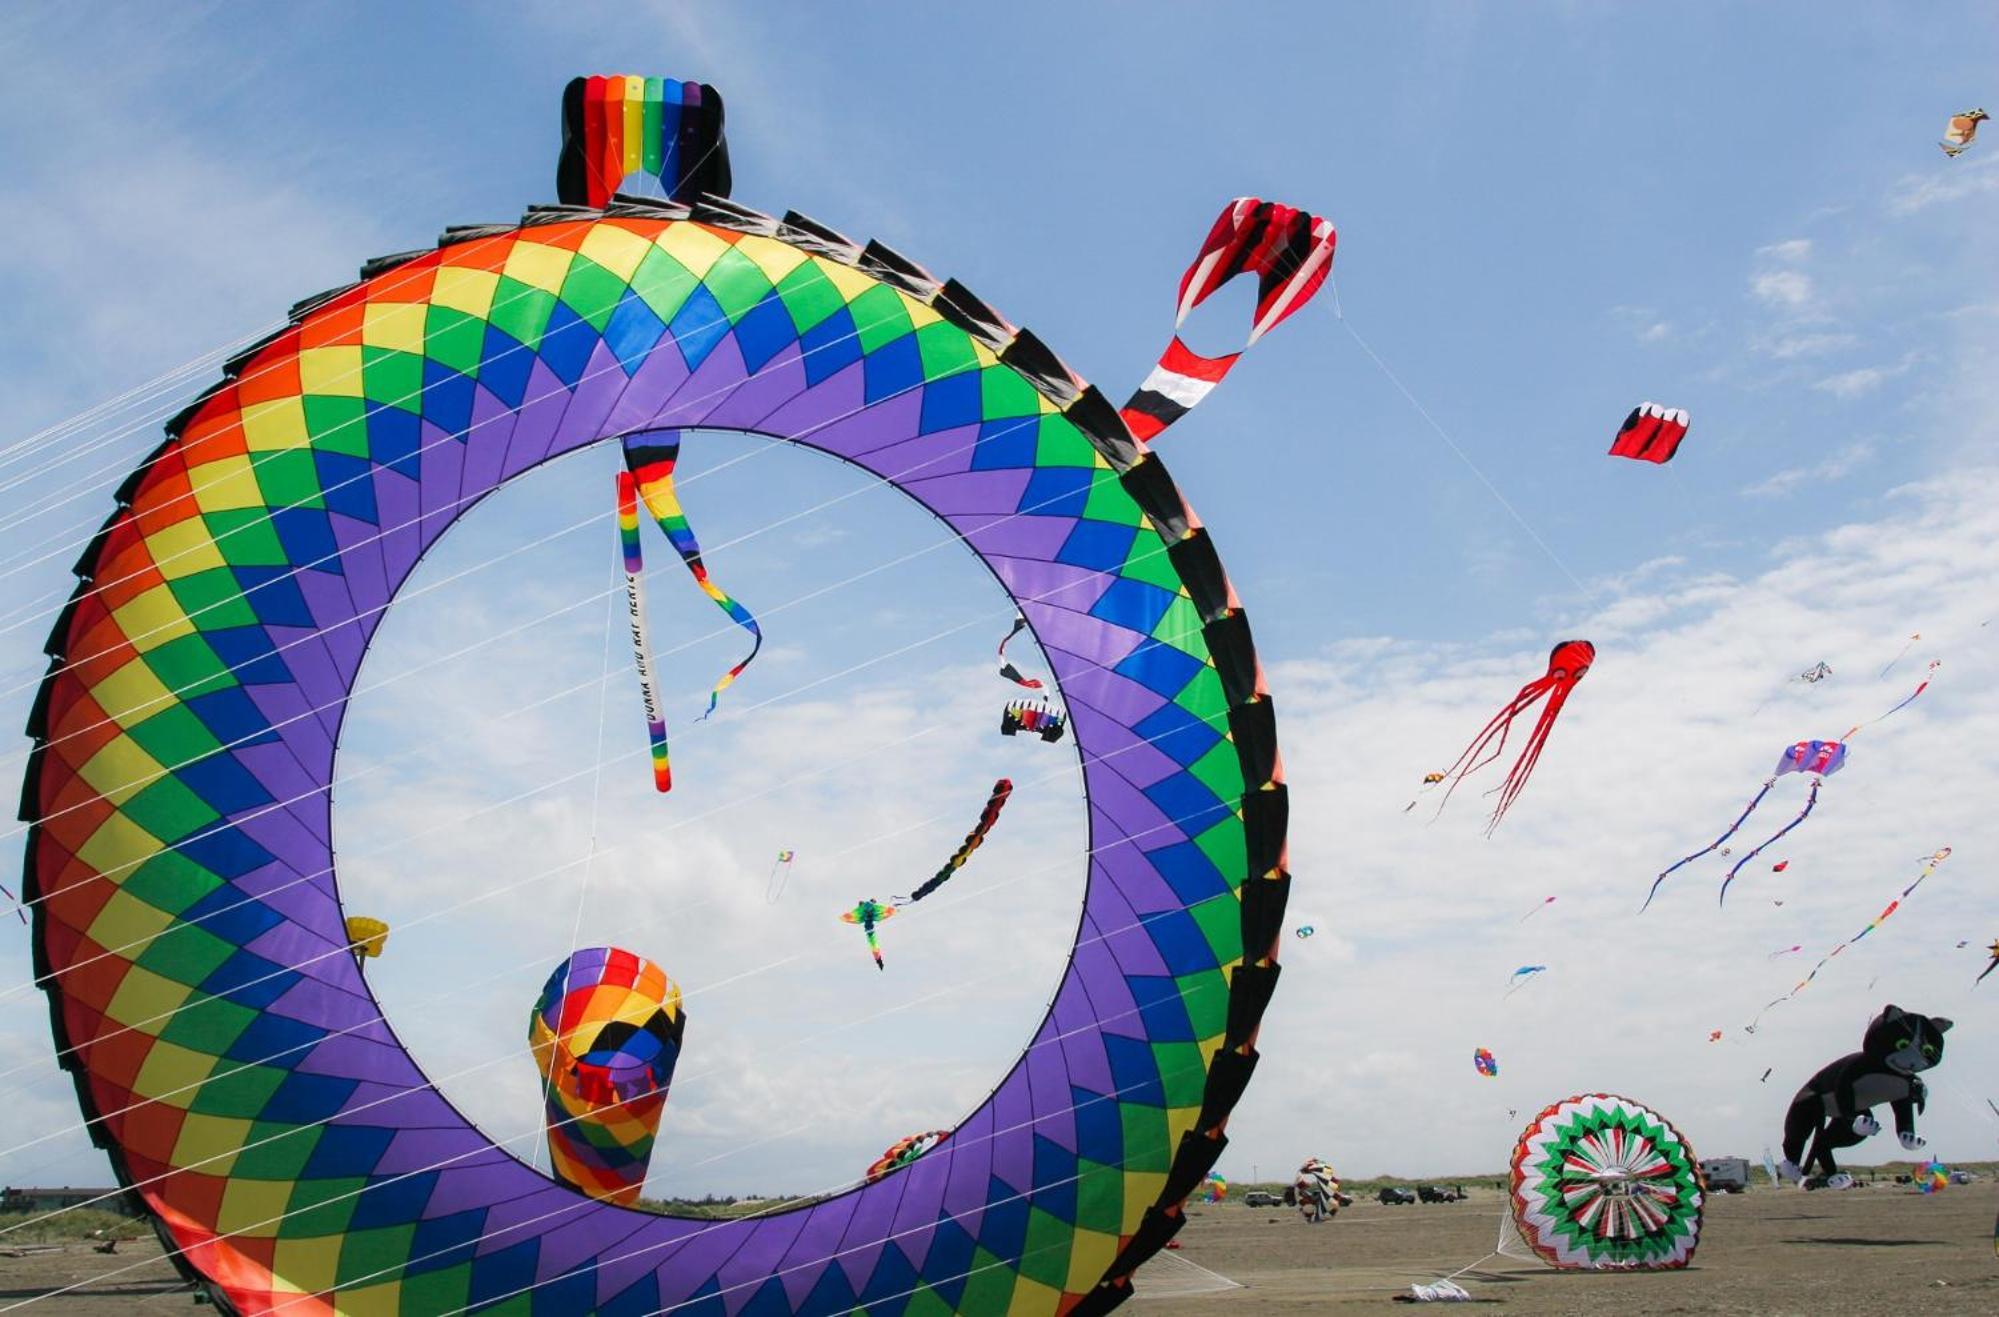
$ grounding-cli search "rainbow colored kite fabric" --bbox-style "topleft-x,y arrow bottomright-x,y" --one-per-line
528,947 -> 685,1206
23,204 -> 1279,1313
557,75 -> 730,207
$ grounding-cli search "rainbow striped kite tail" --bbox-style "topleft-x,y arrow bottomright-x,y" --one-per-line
617,470 -> 673,793
696,624 -> 762,721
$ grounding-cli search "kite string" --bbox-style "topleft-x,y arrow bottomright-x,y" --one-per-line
5,562 -> 1257,1292
1,527 -> 1216,1091
533,531 -> 622,1175
5,862 -> 1234,1273
2,322 -> 1074,828
0,230 -> 921,635
1332,302 -> 1598,607
1744,847 -> 1950,1031
3,222 -> 1271,1287
6,471 -> 1081,1012
0,285 -> 1072,727
3,579 -> 1258,1186
7,394 -> 1151,929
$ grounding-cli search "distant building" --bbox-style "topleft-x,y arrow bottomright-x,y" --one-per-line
1,1186 -> 139,1217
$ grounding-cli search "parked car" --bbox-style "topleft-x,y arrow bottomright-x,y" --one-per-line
1377,1187 -> 1416,1205
1416,1185 -> 1462,1203
1699,1157 -> 1751,1194
1242,1191 -> 1279,1208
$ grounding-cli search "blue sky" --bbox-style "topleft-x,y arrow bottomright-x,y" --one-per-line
2,3 -> 1998,1207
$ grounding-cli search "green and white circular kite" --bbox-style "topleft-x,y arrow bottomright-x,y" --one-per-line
1509,1093 -> 1704,1270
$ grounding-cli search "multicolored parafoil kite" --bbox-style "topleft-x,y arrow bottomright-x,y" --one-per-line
527,947 -> 686,1206
1001,700 -> 1067,742
896,779 -> 1013,905
1941,108 -> 1988,157
19,71 -> 1293,1314
1432,641 -> 1594,833
1120,197 -> 1335,443
1199,1171 -> 1228,1203
343,916 -> 389,970
864,1130 -> 949,1183
1919,1159 -> 1949,1193
1474,1047 -> 1499,1077
1509,1094 -> 1703,1270
1608,403 -> 1690,465
558,75 -> 730,205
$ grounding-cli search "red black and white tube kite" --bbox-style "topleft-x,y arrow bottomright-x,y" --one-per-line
1121,198 -> 1336,444
1608,403 -> 1690,465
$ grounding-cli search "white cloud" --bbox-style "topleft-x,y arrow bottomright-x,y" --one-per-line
1743,442 -> 1878,497
1886,157 -> 1999,216
1813,355 -> 1916,399
1751,269 -> 1815,309
1609,305 -> 1675,343
1755,330 -> 1857,360
1757,238 -> 1814,263
1230,467 -> 1999,1179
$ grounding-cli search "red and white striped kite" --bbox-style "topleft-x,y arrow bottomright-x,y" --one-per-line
1121,197 -> 1336,444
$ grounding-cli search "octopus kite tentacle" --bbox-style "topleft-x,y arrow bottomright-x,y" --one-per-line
1717,780 -> 1820,906
1643,779 -> 1775,912
1433,640 -> 1594,835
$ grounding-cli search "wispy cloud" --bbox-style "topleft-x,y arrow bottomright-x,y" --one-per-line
1754,330 -> 1857,360
1813,354 -> 1916,399
1743,441 -> 1878,497
1610,305 -> 1675,343
1756,238 -> 1814,263
1750,269 -> 1814,309
1240,467 -> 1999,1177
1886,156 -> 1999,216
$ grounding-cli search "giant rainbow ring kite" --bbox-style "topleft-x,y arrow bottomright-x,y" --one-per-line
23,183 -> 1289,1312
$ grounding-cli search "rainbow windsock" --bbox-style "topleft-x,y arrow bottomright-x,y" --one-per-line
529,947 -> 684,1205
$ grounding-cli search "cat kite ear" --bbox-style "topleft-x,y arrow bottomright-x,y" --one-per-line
1878,1004 -> 1904,1021
1931,1017 -> 1952,1033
